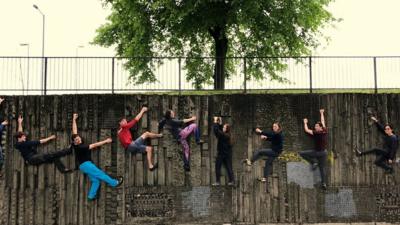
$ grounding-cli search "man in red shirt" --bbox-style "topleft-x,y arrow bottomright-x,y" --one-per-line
118,106 -> 162,171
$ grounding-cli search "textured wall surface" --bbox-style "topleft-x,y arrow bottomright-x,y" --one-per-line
0,94 -> 399,225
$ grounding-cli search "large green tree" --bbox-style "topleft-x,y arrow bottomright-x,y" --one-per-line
94,0 -> 336,89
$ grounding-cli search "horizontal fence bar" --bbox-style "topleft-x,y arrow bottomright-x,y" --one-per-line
1,56 -> 400,95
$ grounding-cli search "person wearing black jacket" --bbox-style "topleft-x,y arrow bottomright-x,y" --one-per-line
15,116 -> 72,173
212,116 -> 234,186
356,116 -> 398,174
243,122 -> 283,183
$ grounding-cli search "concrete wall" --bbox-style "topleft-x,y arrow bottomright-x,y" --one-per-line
0,94 -> 399,225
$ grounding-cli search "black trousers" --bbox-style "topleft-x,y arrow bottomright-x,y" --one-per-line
215,153 -> 234,183
251,148 -> 280,178
299,149 -> 327,184
361,148 -> 392,171
27,147 -> 72,173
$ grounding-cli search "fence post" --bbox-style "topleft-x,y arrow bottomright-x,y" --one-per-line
243,57 -> 247,93
309,56 -> 313,94
111,57 -> 115,94
43,57 -> 48,95
373,57 -> 378,94
178,57 -> 182,95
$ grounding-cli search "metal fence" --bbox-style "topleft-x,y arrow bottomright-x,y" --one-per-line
1,56 -> 400,95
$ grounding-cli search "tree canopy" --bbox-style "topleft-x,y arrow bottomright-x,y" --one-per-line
94,0 -> 337,89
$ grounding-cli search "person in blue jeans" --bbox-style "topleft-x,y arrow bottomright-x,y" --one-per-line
243,122 -> 283,184
71,113 -> 123,201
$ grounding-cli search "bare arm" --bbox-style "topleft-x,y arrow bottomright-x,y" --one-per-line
72,113 -> 78,135
134,107 -> 148,121
40,134 -> 56,144
320,109 -> 326,128
89,137 -> 112,150
303,118 -> 313,135
17,115 -> 23,132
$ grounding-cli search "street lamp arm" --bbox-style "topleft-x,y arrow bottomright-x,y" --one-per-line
33,4 -> 44,16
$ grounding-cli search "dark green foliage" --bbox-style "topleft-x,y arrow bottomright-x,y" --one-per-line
94,0 -> 337,89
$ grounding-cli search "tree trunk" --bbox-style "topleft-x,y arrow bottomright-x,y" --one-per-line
210,27 -> 228,90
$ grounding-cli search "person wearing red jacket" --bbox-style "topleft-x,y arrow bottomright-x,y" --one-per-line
118,106 -> 162,171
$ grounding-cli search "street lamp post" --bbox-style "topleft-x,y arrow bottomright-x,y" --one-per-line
33,4 -> 45,95
20,43 -> 30,93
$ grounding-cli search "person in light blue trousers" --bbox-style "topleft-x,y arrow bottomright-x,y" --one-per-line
71,113 -> 123,201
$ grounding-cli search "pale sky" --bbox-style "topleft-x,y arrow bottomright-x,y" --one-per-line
1,0 -> 400,57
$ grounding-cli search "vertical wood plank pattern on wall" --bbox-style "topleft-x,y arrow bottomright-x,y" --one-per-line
0,94 -> 399,224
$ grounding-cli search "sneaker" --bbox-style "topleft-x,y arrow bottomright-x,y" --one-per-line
242,159 -> 252,166
227,182 -> 235,186
321,183 -> 327,190
116,176 -> 124,187
184,164 -> 190,172
355,147 -> 362,157
196,140 -> 205,145
212,182 -> 221,186
149,162 -> 159,171
257,177 -> 267,182
311,163 -> 318,171
62,168 -> 73,174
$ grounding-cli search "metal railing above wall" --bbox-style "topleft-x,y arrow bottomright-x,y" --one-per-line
1,56 -> 400,95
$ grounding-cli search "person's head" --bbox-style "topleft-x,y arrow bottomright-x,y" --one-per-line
71,134 -> 82,145
384,124 -> 394,135
223,123 -> 231,133
16,132 -> 26,142
272,122 -> 282,133
165,110 -> 175,119
314,122 -> 324,132
119,117 -> 127,126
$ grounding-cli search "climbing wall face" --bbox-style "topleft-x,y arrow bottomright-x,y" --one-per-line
0,94 -> 399,225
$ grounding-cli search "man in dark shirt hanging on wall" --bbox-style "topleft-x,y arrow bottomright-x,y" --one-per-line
356,116 -> 398,174
299,109 -> 328,190
72,113 -> 123,201
15,115 -> 72,173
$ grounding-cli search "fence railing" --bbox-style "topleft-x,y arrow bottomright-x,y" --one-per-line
1,56 -> 400,95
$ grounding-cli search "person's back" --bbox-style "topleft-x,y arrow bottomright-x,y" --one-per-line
213,123 -> 232,155
164,118 -> 184,141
